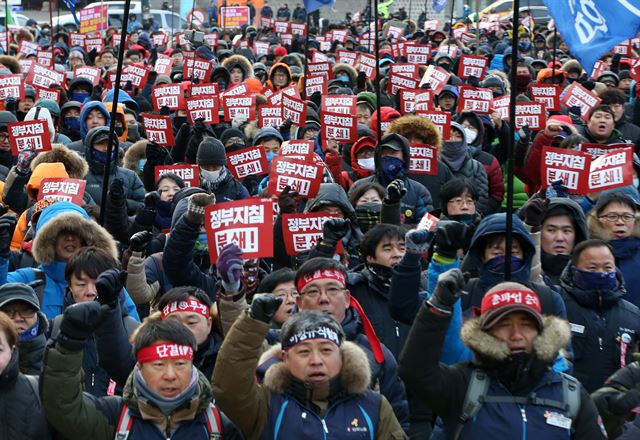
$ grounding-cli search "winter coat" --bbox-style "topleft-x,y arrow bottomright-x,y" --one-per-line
592,361 -> 640,438
199,169 -> 249,203
41,342 -> 243,440
559,263 -> 640,393
0,351 -> 51,439
398,303 -> 606,440
212,312 -> 406,440
575,125 -> 632,146
18,311 -> 48,375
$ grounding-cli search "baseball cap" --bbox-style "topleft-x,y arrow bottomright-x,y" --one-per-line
479,285 -> 543,331
0,283 -> 40,311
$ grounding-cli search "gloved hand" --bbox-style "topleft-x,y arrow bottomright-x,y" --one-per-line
186,192 -> 215,224
0,212 -> 16,259
4,96 -> 17,115
250,295 -> 283,323
145,142 -> 170,165
144,191 -> 161,210
129,230 -> 153,253
15,147 -> 37,174
278,185 -> 298,214
96,269 -> 128,307
427,269 -> 467,314
159,105 -> 171,116
356,71 -> 367,90
279,118 -> 293,135
322,218 -> 350,246
109,178 -> 125,199
520,197 -> 548,229
434,221 -> 472,259
385,179 -> 407,204
404,229 -> 435,255
216,243 -> 244,292
568,106 -> 583,124
193,118 -> 208,135
57,301 -> 104,351
518,125 -> 532,145
546,179 -> 569,199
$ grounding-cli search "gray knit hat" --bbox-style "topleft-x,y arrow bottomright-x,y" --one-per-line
196,138 -> 227,167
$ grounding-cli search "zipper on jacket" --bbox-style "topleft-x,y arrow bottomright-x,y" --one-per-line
395,325 -> 399,337
598,337 -> 603,351
519,405 -> 527,440
321,418 -> 329,433
91,373 -> 95,387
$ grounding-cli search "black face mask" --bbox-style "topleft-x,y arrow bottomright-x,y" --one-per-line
173,116 -> 188,128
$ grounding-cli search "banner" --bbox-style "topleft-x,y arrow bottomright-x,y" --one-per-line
38,178 -> 86,205
458,86 -> 493,114
74,66 -> 101,86
561,82 -> 601,118
529,84 -> 561,112
204,198 -> 274,263
304,0 -> 336,13
267,156 -> 323,198
221,6 -> 250,28
321,95 -> 356,115
151,84 -> 186,111
258,105 -> 284,128
0,75 -> 23,100
142,114 -> 176,146
155,164 -> 200,188
322,111 -> 357,142
79,4 -> 108,34
416,111 -> 451,139
7,121 -> 52,155
457,55 -> 489,79
409,144 -> 438,175
186,95 -> 220,124
419,66 -> 451,94
282,212 -> 341,256
223,94 -> 256,121
226,146 -> 269,179
514,103 -> 546,131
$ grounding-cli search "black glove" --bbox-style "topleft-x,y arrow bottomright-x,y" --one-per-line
322,218 -> 350,246
357,71 -> 367,90
250,295 -> 283,323
427,269 -> 467,314
129,230 -> 153,253
109,178 -> 125,199
0,212 -> 17,258
193,118 -> 208,135
145,142 -> 170,165
434,221 -> 472,259
279,118 -> 293,135
159,105 -> 171,116
385,179 -> 407,204
520,197 -> 548,229
57,301 -> 103,351
90,83 -> 103,102
95,269 -> 128,307
4,96 -> 17,115
278,185 -> 298,214
144,191 -> 161,209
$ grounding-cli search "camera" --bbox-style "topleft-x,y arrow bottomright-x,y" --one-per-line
184,29 -> 205,46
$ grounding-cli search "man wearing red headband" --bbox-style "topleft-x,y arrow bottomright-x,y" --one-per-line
399,270 -> 606,439
41,301 -> 243,440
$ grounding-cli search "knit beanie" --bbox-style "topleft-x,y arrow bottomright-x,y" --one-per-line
196,138 -> 227,166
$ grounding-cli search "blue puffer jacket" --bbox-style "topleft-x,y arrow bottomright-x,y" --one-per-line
608,237 -> 640,308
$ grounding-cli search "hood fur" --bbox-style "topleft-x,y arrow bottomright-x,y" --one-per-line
333,63 -> 358,84
123,139 -> 149,173
461,315 -> 571,363
30,144 -> 89,179
244,120 -> 260,144
222,54 -> 254,78
387,115 -> 443,150
33,212 -> 118,265
587,211 -> 640,240
263,341 -> 371,396
0,55 -> 21,74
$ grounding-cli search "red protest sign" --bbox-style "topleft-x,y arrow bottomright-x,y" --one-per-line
387,71 -> 420,95
416,111 -> 451,139
385,23 -> 405,39
437,45 -> 458,58
34,86 -> 61,104
190,82 -> 219,97
222,81 -> 249,98
282,213 -> 341,256
331,29 -> 348,43
306,61 -> 331,78
183,58 -> 213,82
155,164 -> 199,187
186,95 -> 220,124
529,84 -> 561,112
337,50 -> 358,66
268,85 -> 299,106
253,40 -> 270,56
151,84 -> 186,111
458,55 -> 488,79
392,41 -> 408,58
274,20 -> 290,34
406,44 -> 432,65
588,148 -> 634,193
142,114 -> 175,146
312,50 -> 329,63
424,19 -> 440,31
204,198 -> 274,263
290,22 -> 307,36
305,75 -> 327,97
38,178 -> 86,205
36,50 -> 53,68
258,105 -> 283,128
540,146 -> 590,193
73,66 -> 101,86
514,103 -> 546,131
154,55 -> 173,76
279,140 -> 314,157
123,64 -> 150,89
493,96 -> 510,120
389,63 -> 420,79
282,95 -> 307,126
419,66 -> 451,94
357,53 -> 377,80
321,95 -> 356,115
267,156 -> 323,198
19,41 -> 38,56
409,144 -> 438,175
223,94 -> 256,122
591,60 -> 607,79
322,111 -> 357,143
400,89 -> 433,114
84,37 -> 104,53
0,75 -> 24,100
577,143 -> 632,158
152,33 -> 169,47
458,86 -> 493,114
417,212 -> 440,232
70,33 -> 86,48
561,82 -> 601,118
226,145 -> 269,179
7,121 -> 52,155
26,64 -> 66,89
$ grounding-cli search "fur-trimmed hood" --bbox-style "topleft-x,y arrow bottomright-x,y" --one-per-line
387,115 -> 442,150
123,139 -> 149,173
0,55 -> 21,74
262,341 -> 371,396
32,202 -> 118,265
587,210 -> 640,241
222,54 -> 254,79
333,63 -> 358,86
461,315 -> 571,363
30,144 -> 89,179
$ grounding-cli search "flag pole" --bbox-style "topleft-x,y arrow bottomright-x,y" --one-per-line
4,0 -> 8,55
49,0 -> 54,59
373,0 -> 381,144
447,0 -> 455,55
302,13 -> 310,100
99,0 -> 131,226
504,0 -> 520,281
551,26 -> 558,82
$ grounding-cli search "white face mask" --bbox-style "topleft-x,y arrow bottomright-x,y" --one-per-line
464,127 -> 478,144
357,157 -> 375,171
201,168 -> 222,181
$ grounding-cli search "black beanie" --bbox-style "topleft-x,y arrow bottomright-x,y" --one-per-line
197,138 -> 227,166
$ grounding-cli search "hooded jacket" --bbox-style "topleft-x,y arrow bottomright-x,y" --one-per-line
398,303 -> 605,440
263,63 -> 293,93
24,105 -> 71,145
212,312 -> 406,440
559,262 -> 640,393
103,102 -> 129,142
222,54 -> 254,80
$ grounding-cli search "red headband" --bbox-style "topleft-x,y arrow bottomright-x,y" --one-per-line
136,343 -> 194,364
481,289 -> 541,314
297,269 -> 346,292
161,299 -> 209,320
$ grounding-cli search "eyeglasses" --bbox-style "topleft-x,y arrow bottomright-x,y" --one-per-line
300,286 -> 346,299
598,213 -> 635,223
1,307 -> 37,319
448,197 -> 475,207
272,289 -> 299,300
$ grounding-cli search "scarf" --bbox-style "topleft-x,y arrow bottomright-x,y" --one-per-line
133,365 -> 199,415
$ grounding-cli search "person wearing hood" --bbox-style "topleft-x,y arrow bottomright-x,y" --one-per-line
348,133 -> 433,224
587,191 -> 640,308
558,239 -> 640,393
440,122 -> 491,215
103,102 -> 130,144
197,138 -> 249,202
263,62 -> 293,94
0,111 -> 18,169
103,88 -> 140,117
67,77 -> 94,104
33,98 -> 72,145
24,106 -> 70,146
399,274 -> 605,440
59,101 -> 82,142
66,100 -> 112,156
222,54 -> 254,86
436,85 -> 459,114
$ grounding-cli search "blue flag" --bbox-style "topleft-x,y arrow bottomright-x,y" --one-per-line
433,0 -> 448,13
304,0 -> 335,13
544,0 -> 640,73
63,0 -> 80,25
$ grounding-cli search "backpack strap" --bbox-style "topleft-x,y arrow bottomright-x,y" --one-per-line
115,404 -> 133,440
24,374 -> 39,399
454,369 -> 490,440
204,402 -> 222,439
561,373 -> 581,423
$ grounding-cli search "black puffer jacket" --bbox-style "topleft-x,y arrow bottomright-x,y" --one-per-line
0,351 -> 51,439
